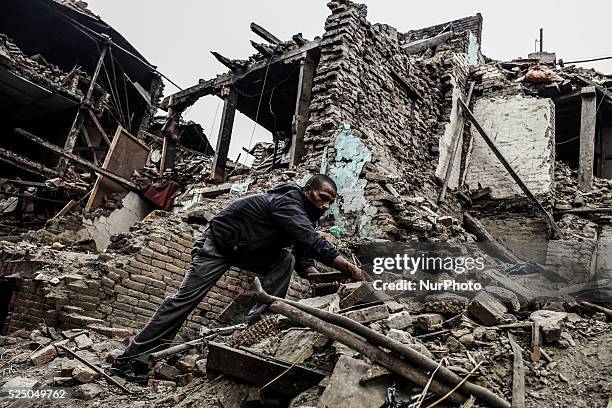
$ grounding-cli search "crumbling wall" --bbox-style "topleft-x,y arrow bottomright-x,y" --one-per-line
2,215 -> 312,335
303,0 -> 465,239
464,95 -> 555,199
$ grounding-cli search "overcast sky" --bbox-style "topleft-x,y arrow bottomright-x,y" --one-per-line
87,0 -> 611,165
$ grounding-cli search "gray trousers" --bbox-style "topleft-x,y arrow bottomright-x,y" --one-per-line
118,233 -> 295,364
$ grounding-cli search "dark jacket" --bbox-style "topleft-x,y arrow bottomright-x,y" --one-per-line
208,182 -> 339,274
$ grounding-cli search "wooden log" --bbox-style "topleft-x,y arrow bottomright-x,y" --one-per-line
253,279 -> 511,408
268,300 -> 467,405
14,128 -> 138,191
401,31 -> 453,54
250,22 -> 283,45
458,98 -> 564,239
389,70 -> 422,101
556,207 -> 612,215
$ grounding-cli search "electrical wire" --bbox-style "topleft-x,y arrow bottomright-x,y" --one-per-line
243,56 -> 274,162
49,6 -> 183,90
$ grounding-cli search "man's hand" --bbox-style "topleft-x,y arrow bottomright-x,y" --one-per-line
332,256 -> 366,282
303,266 -> 321,281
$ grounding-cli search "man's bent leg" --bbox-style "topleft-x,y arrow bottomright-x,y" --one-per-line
244,250 -> 295,320
117,236 -> 230,366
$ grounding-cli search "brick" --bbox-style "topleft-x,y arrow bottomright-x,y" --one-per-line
131,274 -> 166,289
341,304 -> 389,324
148,240 -> 168,254
122,279 -> 146,292
468,292 -> 507,326
30,345 -> 58,366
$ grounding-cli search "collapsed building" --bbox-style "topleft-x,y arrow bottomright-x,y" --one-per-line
0,0 -> 610,407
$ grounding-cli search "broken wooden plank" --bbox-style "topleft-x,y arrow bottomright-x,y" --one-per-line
14,128 -> 138,191
401,31 -> 453,54
556,207 -> 612,215
206,342 -> 326,396
464,213 -> 521,264
438,81 -> 475,204
508,333 -> 525,408
53,200 -> 77,219
531,322 -> 541,362
85,126 -> 149,211
389,70 -> 422,101
0,147 -> 58,179
250,22 -> 283,45
458,98 -> 564,239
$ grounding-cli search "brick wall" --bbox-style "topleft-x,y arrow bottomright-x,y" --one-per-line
464,95 -> 555,199
302,0 -> 466,240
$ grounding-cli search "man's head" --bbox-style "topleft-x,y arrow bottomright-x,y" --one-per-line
303,174 -> 337,212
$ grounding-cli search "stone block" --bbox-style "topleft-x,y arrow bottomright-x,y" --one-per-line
468,292 -> 507,326
30,345 -> 58,366
342,304 -> 389,324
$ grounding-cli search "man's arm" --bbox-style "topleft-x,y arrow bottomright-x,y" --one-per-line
271,199 -> 363,281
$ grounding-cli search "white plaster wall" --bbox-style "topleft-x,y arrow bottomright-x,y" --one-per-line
464,96 -> 555,199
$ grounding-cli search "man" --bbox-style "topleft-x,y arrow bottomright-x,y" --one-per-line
112,174 -> 364,381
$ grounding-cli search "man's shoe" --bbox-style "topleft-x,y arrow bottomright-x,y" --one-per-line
110,360 -> 149,384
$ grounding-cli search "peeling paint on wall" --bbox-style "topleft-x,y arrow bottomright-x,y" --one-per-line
467,32 -> 479,66
328,124 -> 378,238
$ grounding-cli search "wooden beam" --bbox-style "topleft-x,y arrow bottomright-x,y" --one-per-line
0,147 -> 58,179
250,41 -> 275,58
211,87 -> 238,181
508,333 -> 526,408
458,99 -> 564,239
578,86 -> 597,191
14,128 -> 138,191
162,41 -> 320,110
210,51 -> 247,71
58,44 -> 109,174
289,54 -> 315,168
401,31 -> 453,54
389,70 -> 422,101
250,22 -> 283,45
438,81 -> 475,204
88,110 -> 111,145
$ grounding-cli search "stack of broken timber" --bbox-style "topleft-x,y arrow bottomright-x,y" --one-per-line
252,278 -> 511,408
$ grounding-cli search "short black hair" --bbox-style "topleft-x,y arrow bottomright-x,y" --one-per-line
305,174 -> 337,192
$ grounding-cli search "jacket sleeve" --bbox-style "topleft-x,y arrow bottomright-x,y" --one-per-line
270,197 -> 339,267
294,243 -> 315,277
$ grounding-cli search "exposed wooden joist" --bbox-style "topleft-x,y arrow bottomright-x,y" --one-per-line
578,86 -> 597,191
162,41 -> 320,110
211,87 -> 238,181
14,128 -> 138,191
250,41 -> 275,57
250,22 -> 283,45
401,31 -> 453,55
0,147 -> 58,179
58,44 -> 109,174
210,51 -> 248,71
458,99 -> 564,239
289,54 -> 316,168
